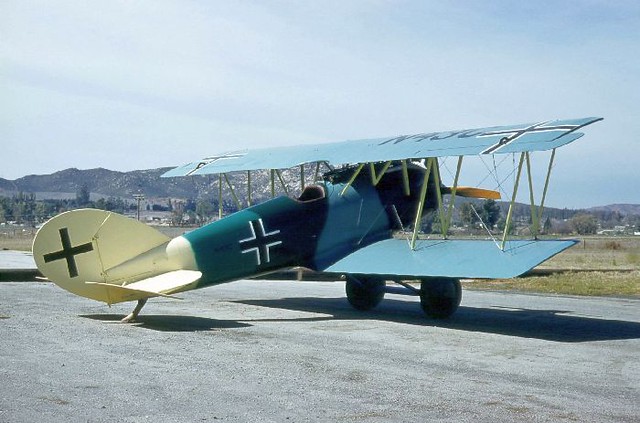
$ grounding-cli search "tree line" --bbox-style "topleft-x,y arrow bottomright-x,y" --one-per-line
2,186 -> 639,236
0,186 -> 135,224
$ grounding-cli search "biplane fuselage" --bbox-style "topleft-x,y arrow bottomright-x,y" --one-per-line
183,165 -> 429,288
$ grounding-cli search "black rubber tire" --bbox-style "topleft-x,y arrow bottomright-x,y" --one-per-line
345,276 -> 385,311
419,278 -> 462,318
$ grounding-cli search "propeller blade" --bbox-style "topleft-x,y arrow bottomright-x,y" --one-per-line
442,186 -> 501,200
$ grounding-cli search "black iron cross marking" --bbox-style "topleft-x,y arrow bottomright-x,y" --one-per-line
239,219 -> 282,266
43,227 -> 94,278
185,152 -> 247,176
480,121 -> 579,154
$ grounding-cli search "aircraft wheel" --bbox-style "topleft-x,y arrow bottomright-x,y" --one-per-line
345,276 -> 385,311
419,278 -> 462,319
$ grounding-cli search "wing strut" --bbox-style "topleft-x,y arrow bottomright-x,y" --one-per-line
401,160 -> 411,196
247,171 -> 252,206
223,173 -> 242,210
369,161 -> 392,185
410,158 -> 434,250
537,148 -> 556,227
270,169 -> 275,198
431,159 -> 447,239
340,164 -> 365,196
525,153 -> 538,237
276,169 -> 289,196
500,149 -> 558,249
525,148 -> 558,240
218,174 -> 223,219
501,152 -> 525,250
442,156 -> 464,237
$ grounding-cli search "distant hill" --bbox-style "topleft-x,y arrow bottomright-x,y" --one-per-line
0,167 -> 216,200
0,167 -> 306,202
1,167 -> 639,217
586,204 -> 640,216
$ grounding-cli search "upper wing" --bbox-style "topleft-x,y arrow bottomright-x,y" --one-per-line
163,117 -> 602,176
324,239 -> 577,279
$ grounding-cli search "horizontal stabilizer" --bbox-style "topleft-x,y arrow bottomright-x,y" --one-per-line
325,239 -> 577,279
86,270 -> 202,305
85,282 -> 181,304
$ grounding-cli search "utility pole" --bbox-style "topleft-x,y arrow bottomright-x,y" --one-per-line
133,193 -> 145,221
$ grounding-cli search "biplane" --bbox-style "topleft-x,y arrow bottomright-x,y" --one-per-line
33,117 -> 602,322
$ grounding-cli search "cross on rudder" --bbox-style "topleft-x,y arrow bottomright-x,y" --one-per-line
43,227 -> 94,278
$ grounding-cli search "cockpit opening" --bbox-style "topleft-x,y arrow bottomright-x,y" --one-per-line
297,185 -> 326,202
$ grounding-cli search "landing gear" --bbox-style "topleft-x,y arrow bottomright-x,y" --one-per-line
344,276 -> 462,318
345,276 -> 385,311
121,299 -> 148,323
419,278 -> 461,319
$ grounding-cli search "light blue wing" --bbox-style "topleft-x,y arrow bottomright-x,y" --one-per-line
324,239 -> 577,279
163,117 -> 602,176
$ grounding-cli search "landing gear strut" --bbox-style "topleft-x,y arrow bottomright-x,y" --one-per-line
419,278 -> 461,319
345,276 -> 385,311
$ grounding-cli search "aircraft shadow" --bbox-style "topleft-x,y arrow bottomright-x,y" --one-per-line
80,314 -> 251,332
233,297 -> 640,343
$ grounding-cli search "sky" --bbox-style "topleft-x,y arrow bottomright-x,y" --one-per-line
1,0 -> 639,208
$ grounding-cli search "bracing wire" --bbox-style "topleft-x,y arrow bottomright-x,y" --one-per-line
478,154 -> 513,199
470,204 -> 500,249
440,157 -> 456,182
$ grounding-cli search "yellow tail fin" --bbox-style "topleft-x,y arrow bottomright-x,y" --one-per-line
33,209 -> 183,303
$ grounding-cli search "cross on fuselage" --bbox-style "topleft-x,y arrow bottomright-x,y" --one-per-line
43,227 -> 94,278
239,219 -> 282,266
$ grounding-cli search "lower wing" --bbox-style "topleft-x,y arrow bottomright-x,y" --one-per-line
325,239 -> 576,279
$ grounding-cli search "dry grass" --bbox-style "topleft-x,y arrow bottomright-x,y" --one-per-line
467,237 -> 640,297
465,271 -> 640,297
539,237 -> 640,271
0,228 -> 36,252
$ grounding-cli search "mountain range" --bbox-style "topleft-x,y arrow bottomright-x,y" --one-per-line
1,167 -> 639,216
0,167 -> 314,204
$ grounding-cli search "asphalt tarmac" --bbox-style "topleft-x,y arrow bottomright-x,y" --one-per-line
1,279 -> 639,422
